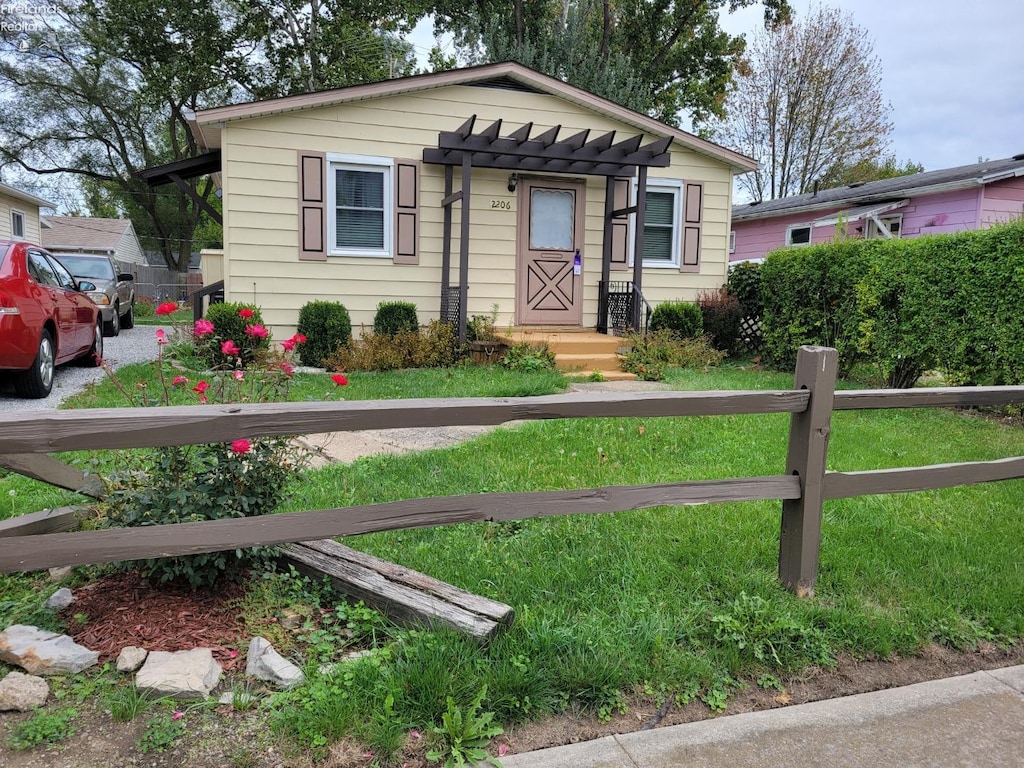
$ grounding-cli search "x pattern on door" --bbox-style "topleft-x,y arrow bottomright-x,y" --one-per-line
526,258 -> 576,312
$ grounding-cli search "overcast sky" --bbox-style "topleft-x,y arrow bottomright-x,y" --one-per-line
711,0 -> 1023,171
411,0 -> 1024,173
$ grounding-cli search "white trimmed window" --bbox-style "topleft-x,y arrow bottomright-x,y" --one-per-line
11,210 -> 25,240
786,224 -> 811,246
327,154 -> 392,257
729,230 -> 736,253
631,178 -> 683,268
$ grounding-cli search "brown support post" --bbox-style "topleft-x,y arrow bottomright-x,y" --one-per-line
601,175 -> 614,287
779,345 -> 838,596
458,156 -> 471,344
631,166 -> 648,330
440,164 -> 453,320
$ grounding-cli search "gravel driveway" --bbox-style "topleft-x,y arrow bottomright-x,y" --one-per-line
0,325 -> 169,413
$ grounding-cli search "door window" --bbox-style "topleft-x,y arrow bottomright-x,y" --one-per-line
530,189 -> 574,250
47,256 -> 78,290
28,251 -> 60,287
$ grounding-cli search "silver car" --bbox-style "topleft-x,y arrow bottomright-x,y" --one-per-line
53,253 -> 136,336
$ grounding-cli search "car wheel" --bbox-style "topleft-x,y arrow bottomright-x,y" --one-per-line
104,302 -> 120,337
121,301 -> 135,329
14,329 -> 56,398
75,322 -> 104,368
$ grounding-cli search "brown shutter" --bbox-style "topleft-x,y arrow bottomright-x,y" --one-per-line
393,158 -> 420,264
298,151 -> 327,262
610,176 -> 632,271
681,181 -> 703,273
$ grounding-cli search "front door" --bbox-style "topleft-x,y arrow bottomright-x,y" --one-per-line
516,178 -> 585,326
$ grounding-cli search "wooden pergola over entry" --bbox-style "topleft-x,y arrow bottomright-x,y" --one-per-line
423,116 -> 673,341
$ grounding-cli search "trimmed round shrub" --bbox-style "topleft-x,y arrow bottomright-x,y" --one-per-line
727,260 -> 764,321
297,300 -> 352,367
374,301 -> 419,337
203,302 -> 268,367
649,300 -> 703,339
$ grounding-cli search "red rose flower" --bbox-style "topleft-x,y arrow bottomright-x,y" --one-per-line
156,301 -> 178,316
230,439 -> 251,454
331,373 -> 348,386
238,308 -> 255,319
221,340 -> 240,356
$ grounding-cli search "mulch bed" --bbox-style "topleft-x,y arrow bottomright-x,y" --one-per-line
62,571 -> 248,671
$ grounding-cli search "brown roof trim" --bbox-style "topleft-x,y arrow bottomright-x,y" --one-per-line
194,62 -> 756,173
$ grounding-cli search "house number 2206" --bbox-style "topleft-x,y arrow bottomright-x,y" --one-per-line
491,199 -> 512,210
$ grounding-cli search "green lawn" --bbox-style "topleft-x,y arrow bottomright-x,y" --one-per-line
3,361 -> 1023,755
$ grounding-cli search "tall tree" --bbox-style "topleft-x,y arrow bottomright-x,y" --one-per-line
432,0 -> 792,126
708,5 -> 893,200
0,0 -> 248,270
234,0 -> 419,97
821,155 -> 924,188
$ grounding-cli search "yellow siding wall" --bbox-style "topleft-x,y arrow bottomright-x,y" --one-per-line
0,194 -> 42,243
220,85 -> 735,336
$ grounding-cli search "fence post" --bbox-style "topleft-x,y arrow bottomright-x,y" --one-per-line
779,345 -> 838,596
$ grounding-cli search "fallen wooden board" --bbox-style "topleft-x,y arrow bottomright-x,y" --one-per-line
281,539 -> 514,641
0,506 -> 87,538
0,453 -> 104,498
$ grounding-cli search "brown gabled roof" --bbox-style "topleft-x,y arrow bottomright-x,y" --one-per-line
193,62 -> 756,173
41,216 -> 133,251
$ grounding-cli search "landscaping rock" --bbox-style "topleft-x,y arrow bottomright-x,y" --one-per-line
116,646 -> 148,673
218,691 -> 235,705
246,637 -> 304,689
48,566 -> 73,582
0,671 -> 50,711
0,624 -> 99,675
135,648 -> 222,700
46,588 -> 76,610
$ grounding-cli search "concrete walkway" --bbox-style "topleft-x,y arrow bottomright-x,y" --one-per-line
502,666 -> 1024,768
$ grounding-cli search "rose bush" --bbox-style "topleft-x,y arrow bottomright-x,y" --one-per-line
101,309 -> 348,587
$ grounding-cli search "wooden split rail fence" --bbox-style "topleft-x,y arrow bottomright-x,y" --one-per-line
2,346 -> 1024,597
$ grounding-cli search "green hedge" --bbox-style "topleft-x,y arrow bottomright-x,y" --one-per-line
297,300 -> 352,368
649,300 -> 703,339
758,218 -> 1024,386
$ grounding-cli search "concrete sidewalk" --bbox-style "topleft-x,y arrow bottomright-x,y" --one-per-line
502,665 -> 1024,768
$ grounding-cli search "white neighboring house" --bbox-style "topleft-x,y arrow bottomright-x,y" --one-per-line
0,181 -> 55,243
40,216 -> 147,266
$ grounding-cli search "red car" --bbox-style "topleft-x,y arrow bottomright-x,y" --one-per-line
0,240 -> 104,398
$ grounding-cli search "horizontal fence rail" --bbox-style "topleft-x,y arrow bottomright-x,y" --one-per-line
2,346 -> 1023,595
0,390 -> 811,455
0,476 -> 803,572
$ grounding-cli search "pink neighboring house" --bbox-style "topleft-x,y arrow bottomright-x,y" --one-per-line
730,155 -> 1024,262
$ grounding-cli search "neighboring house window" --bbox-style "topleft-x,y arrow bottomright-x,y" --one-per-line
327,154 -> 392,257
866,214 -> 902,239
729,230 -> 736,254
11,210 -> 25,239
786,224 -> 812,246
632,178 -> 683,267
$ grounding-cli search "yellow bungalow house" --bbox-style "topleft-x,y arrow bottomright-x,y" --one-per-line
140,63 -> 755,342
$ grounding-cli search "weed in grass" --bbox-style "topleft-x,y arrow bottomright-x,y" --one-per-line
426,685 -> 503,768
701,676 -> 740,712
585,370 -> 606,382
229,680 -> 261,712
138,712 -> 186,754
52,663 -> 115,703
7,708 -> 78,750
757,673 -> 784,691
0,574 -> 65,632
387,632 -> 485,724
710,592 -> 833,669
359,693 -> 408,768
271,668 -> 361,755
106,684 -> 158,722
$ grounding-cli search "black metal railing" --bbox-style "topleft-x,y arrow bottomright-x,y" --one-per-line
192,280 -> 225,323
598,280 -> 651,335
440,286 -> 462,327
